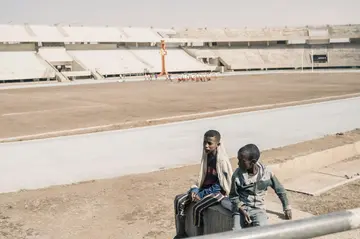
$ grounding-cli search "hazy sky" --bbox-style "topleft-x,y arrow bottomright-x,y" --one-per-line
1,0 -> 359,28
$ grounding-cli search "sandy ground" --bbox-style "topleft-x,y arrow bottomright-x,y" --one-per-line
1,73 -> 360,140
0,129 -> 359,239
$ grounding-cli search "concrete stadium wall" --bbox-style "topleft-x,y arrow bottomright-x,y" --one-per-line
65,44 -> 118,50
228,42 -> 249,47
0,43 -> 36,51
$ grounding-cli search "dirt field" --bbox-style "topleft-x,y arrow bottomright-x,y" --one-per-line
0,129 -> 359,239
1,73 -> 360,140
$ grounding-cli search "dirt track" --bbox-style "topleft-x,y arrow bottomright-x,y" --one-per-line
1,73 -> 360,140
0,129 -> 359,239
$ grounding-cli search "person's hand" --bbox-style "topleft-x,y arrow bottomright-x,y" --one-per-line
191,192 -> 200,202
238,207 -> 252,225
284,209 -> 292,220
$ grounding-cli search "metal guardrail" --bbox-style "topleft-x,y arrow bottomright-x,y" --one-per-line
192,207 -> 360,239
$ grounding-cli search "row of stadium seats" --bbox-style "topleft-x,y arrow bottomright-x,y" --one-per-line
1,45 -> 359,81
0,52 -> 55,81
175,27 -> 309,40
0,24 -> 163,42
1,24 -> 360,42
186,46 -> 360,69
0,48 -> 214,81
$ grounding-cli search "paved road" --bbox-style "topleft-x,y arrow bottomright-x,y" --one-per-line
1,97 -> 360,193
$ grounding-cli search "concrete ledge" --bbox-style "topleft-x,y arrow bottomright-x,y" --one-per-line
269,141 -> 360,182
269,140 -> 360,195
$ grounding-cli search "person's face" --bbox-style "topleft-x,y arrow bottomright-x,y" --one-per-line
203,136 -> 219,154
237,153 -> 253,171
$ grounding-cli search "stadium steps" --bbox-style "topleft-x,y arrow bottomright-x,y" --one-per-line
182,47 -> 230,70
125,46 -> 154,70
67,53 -> 104,80
117,27 -> 130,38
92,69 -> 104,80
56,25 -> 70,37
217,57 -> 231,70
24,24 -> 36,37
35,54 -> 69,82
259,51 -> 270,68
181,46 -> 199,59
180,46 -> 218,68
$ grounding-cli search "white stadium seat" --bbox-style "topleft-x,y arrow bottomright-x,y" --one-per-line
68,50 -> 150,75
0,51 -> 55,80
132,48 -> 215,72
38,47 -> 73,63
0,24 -> 35,42
0,24 -> 359,82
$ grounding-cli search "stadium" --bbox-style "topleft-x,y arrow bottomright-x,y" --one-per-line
0,23 -> 360,83
1,22 -> 360,239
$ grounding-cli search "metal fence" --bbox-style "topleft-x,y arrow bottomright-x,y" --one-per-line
192,207 -> 360,239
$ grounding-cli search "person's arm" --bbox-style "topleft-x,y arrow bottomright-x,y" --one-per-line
270,173 -> 292,219
229,173 -> 244,212
270,173 -> 290,210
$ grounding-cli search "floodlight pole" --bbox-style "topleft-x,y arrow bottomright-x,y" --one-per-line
158,40 -> 168,77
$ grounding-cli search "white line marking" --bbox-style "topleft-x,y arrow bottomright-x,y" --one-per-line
1,92 -> 359,143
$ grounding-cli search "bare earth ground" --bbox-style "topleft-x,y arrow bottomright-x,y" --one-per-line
1,73 -> 360,140
0,129 -> 359,239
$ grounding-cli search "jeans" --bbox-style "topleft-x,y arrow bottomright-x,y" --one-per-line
190,183 -> 222,199
233,207 -> 268,230
220,198 -> 268,230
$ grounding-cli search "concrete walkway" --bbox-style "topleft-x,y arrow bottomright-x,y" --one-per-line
1,97 -> 360,193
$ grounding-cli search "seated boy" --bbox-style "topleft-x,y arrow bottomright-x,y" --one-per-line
174,130 -> 233,238
229,144 -> 292,229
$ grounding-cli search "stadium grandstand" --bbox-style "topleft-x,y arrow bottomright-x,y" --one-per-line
0,24 -> 360,83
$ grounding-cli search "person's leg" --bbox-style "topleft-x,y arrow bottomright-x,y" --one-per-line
220,197 -> 232,211
230,208 -> 255,230
220,197 -> 243,230
192,193 -> 225,228
248,208 -> 268,227
174,193 -> 191,238
174,193 -> 191,216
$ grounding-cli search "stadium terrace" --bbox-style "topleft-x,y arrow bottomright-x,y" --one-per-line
0,24 -> 359,83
